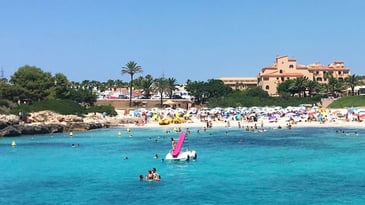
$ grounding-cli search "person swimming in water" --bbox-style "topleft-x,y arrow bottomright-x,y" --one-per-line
152,168 -> 160,181
146,170 -> 154,180
140,168 -> 161,182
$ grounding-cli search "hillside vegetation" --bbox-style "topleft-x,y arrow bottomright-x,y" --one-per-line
10,99 -> 117,117
328,96 -> 365,108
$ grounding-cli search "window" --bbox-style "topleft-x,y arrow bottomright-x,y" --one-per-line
265,85 -> 269,90
317,77 -> 322,81
279,70 -> 283,74
281,77 -> 284,81
289,64 -> 294,69
359,88 -> 365,96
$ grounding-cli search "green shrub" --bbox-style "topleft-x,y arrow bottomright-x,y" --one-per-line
8,99 -> 117,117
208,93 -> 322,108
328,96 -> 365,108
0,99 -> 17,114
87,105 -> 117,116
11,99 -> 87,116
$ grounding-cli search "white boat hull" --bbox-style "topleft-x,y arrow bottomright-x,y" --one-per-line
165,150 -> 197,161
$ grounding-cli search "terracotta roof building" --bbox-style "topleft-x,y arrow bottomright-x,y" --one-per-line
257,56 -> 350,96
219,77 -> 257,90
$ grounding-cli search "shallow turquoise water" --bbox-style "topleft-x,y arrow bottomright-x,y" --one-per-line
1,127 -> 365,205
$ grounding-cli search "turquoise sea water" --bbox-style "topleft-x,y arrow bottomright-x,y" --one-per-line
1,126 -> 365,205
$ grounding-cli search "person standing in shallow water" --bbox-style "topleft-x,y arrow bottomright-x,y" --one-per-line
171,138 -> 176,151
18,111 -> 23,121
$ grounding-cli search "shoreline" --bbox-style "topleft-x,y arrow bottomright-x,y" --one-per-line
122,117 -> 365,130
2,111 -> 365,137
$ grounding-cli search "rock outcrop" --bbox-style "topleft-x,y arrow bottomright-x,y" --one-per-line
0,111 -> 115,137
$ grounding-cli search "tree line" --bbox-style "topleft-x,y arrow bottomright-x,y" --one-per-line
277,74 -> 363,98
0,61 -> 363,115
0,62 -> 234,110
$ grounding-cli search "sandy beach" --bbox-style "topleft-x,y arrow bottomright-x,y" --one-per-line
121,113 -> 365,130
2,107 -> 364,137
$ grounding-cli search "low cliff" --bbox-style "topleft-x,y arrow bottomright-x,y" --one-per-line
0,111 -> 116,137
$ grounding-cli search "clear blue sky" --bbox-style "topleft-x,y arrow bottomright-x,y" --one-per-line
1,0 -> 364,84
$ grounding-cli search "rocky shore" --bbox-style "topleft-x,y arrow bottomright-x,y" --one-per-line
0,111 -> 140,137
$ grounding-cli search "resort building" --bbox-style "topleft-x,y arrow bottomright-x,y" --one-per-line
257,56 -> 350,96
219,77 -> 257,91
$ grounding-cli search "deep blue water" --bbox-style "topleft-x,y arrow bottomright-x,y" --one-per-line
1,126 -> 365,205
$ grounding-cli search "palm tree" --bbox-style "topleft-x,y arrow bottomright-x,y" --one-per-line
81,80 -> 91,90
114,79 -> 126,88
166,77 -> 178,99
153,77 -> 168,107
345,74 -> 362,96
306,80 -> 319,97
121,61 -> 143,107
324,72 -> 344,95
104,79 -> 115,91
327,75 -> 340,94
70,81 -> 81,89
294,76 -> 308,97
140,75 -> 155,98
133,75 -> 155,98
277,79 -> 297,97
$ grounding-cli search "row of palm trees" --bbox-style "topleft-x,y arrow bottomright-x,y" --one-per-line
67,60 -> 180,107
120,60 -> 364,106
345,74 -> 364,95
277,74 -> 363,97
121,61 -> 180,107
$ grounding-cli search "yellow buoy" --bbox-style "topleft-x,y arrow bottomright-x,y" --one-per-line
118,131 -> 122,136
11,141 -> 16,147
69,132 -> 73,136
127,128 -> 131,133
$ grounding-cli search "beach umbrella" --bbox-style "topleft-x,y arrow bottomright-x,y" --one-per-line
329,113 -> 336,119
285,112 -> 296,117
248,113 -> 256,117
347,107 -> 358,114
273,113 -> 281,118
163,100 -> 176,106
236,113 -> 242,121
